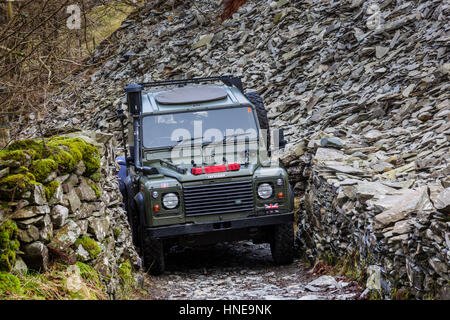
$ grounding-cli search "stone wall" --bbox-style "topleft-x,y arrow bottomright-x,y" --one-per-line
0,131 -> 139,297
292,142 -> 449,299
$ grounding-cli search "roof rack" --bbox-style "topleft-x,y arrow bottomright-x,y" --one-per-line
139,75 -> 244,93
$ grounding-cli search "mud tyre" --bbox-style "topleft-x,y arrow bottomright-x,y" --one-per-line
126,195 -> 140,248
270,222 -> 295,265
143,234 -> 165,275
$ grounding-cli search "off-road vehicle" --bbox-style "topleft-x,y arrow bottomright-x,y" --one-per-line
117,76 -> 294,274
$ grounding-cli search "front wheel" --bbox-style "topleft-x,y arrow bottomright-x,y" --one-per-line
270,222 -> 294,265
142,234 -> 165,275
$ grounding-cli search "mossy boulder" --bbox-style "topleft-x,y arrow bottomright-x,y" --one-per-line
6,139 -> 45,158
0,150 -> 33,167
30,159 -> 57,182
47,137 -> 101,176
0,220 -> 20,272
0,173 -> 36,199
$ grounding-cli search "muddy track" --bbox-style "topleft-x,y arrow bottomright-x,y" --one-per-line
142,241 -> 363,300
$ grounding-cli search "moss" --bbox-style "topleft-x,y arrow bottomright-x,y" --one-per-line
48,137 -> 100,176
0,220 -> 20,272
6,139 -> 45,158
0,272 -> 22,296
16,166 -> 29,173
89,171 -> 102,183
1,137 -> 101,201
118,260 -> 132,285
76,261 -> 101,285
30,159 -> 57,182
0,150 -> 31,166
44,181 -> 60,200
0,173 -> 33,190
5,137 -> 100,177
48,147 -> 78,173
89,183 -> 101,198
113,228 -> 121,239
75,236 -> 101,259
0,173 -> 35,200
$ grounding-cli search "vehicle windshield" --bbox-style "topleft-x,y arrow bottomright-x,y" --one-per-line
142,107 -> 258,149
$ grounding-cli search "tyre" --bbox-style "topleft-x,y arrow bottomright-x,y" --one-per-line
126,193 -> 140,248
142,233 -> 165,275
270,222 -> 294,265
245,92 -> 270,149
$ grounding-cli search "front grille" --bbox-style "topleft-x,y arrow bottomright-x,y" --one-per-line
183,180 -> 254,216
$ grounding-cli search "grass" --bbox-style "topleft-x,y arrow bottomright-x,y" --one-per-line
1,263 -> 107,300
0,260 -> 152,300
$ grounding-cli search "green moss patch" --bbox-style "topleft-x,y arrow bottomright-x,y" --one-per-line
75,236 -> 101,260
0,220 -> 20,272
6,139 -> 45,158
90,183 -> 101,198
44,181 -> 60,200
0,136 -> 101,201
30,159 -> 57,182
0,150 -> 32,166
76,261 -> 102,286
0,272 -> 22,296
118,260 -> 132,285
47,137 -> 100,176
0,173 -> 36,200
89,171 -> 102,183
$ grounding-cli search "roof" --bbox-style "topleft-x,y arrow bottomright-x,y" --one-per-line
155,86 -> 228,105
141,85 -> 250,114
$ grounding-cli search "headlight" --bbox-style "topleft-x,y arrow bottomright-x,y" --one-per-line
258,183 -> 273,199
162,193 -> 179,209
152,191 -> 159,199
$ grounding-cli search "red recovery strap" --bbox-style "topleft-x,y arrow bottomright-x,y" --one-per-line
191,163 -> 241,175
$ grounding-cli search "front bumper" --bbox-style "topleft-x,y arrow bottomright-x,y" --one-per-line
146,212 -> 293,239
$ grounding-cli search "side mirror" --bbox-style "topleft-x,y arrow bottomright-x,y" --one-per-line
279,129 -> 287,149
117,158 -> 126,166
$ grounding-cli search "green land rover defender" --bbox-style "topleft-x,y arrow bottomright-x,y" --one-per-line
117,76 -> 294,274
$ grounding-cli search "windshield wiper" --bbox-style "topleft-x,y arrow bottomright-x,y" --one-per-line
223,132 -> 257,143
159,159 -> 187,174
176,136 -> 204,147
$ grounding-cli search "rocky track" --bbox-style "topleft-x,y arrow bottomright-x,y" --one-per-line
143,241 -> 364,300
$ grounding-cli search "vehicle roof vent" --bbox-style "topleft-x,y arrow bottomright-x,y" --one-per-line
155,86 -> 228,105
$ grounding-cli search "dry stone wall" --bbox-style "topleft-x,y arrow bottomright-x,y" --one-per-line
0,131 -> 139,297
294,145 -> 449,299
